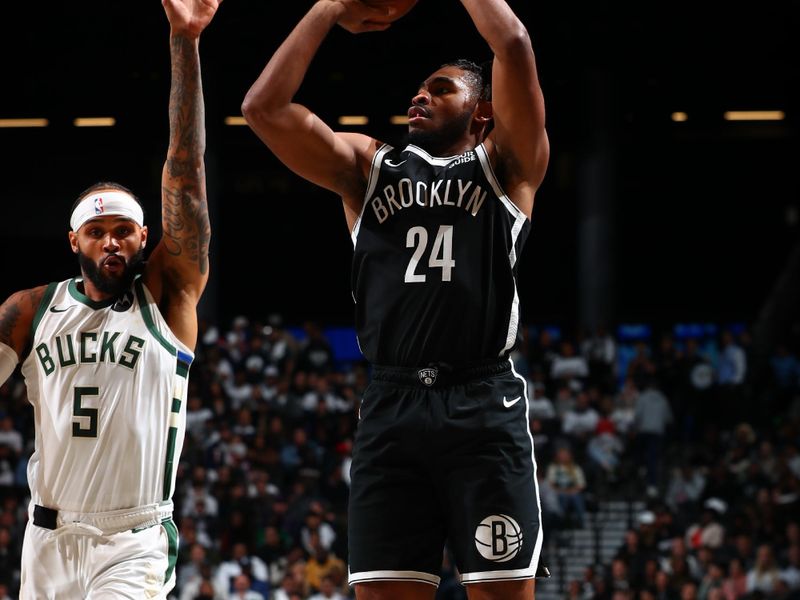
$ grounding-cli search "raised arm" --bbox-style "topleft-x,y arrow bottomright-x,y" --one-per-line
241,1 -> 389,228
461,0 -> 549,219
143,0 -> 220,348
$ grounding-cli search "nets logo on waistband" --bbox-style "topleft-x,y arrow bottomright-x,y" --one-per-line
475,514 -> 523,562
94,197 -> 104,215
418,368 -> 437,386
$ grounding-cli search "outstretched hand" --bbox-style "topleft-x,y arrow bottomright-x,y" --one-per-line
162,0 -> 222,38
334,0 -> 395,34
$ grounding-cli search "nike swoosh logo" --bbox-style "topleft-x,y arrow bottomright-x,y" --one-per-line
503,396 -> 522,408
49,306 -> 73,313
386,159 -> 407,167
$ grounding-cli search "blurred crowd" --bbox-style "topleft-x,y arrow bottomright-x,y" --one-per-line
0,315 -> 797,600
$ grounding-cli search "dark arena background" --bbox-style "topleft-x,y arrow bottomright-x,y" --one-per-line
0,1 -> 799,599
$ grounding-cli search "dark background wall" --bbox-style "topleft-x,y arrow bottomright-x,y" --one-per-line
1,0 -> 798,331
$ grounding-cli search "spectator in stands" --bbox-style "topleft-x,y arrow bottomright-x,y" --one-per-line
529,329 -> 559,384
608,558 -> 633,593
582,325 -> 617,393
536,466 -> 564,531
612,377 -> 638,436
634,375 -> 673,496
178,543 -> 212,595
300,503 -> 337,555
308,573 -> 348,600
780,544 -> 800,591
228,573 -> 265,600
297,321 -> 334,375
686,498 -> 726,550
563,390 -> 600,454
529,378 -> 558,423
718,331 -> 747,387
547,446 -> 587,528
770,344 -> 799,392
698,562 -> 725,600
627,342 -> 656,385
213,543 -> 269,599
304,532 -> 346,592
555,383 -> 578,421
616,530 -> 650,588
666,463 -> 707,513
587,419 -> 624,484
180,576 -> 221,600
551,340 -> 590,383
717,330 -> 747,425
653,333 -> 681,400
747,545 -> 781,594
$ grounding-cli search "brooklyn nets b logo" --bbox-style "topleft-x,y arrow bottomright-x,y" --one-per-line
474,514 -> 523,562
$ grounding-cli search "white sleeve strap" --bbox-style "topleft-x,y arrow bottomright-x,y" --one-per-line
0,342 -> 19,386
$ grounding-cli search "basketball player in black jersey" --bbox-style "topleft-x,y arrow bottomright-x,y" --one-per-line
242,1 -> 549,598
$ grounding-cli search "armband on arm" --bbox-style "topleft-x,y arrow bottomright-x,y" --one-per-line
0,342 -> 19,386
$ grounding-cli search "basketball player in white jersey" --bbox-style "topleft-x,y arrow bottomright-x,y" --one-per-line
243,1 -> 548,599
0,0 -> 221,597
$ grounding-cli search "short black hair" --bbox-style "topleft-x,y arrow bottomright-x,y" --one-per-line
440,59 -> 492,102
71,181 -> 144,218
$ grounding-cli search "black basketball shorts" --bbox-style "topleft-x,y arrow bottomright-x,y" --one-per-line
348,360 -> 546,587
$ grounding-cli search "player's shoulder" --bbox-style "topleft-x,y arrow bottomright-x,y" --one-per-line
0,283 -> 56,353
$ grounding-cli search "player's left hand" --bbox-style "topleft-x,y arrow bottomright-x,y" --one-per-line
162,0 -> 222,38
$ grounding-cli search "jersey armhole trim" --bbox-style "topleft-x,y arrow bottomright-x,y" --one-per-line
474,144 -> 527,222
134,279 -> 177,357
352,143 -> 393,246
29,282 -> 58,342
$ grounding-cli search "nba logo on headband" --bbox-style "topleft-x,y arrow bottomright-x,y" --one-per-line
94,198 -> 104,215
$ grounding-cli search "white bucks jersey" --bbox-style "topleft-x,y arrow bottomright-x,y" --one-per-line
21,277 -> 193,513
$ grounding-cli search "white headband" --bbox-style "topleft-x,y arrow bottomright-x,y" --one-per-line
70,191 -> 144,231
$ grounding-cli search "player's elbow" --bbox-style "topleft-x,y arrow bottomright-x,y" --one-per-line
241,87 -> 283,129
495,26 -> 533,60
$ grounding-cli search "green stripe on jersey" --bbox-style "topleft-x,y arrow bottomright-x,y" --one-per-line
162,426 -> 178,502
176,360 -> 189,378
162,518 -> 179,585
133,279 -> 176,356
29,282 -> 58,341
171,398 -> 181,414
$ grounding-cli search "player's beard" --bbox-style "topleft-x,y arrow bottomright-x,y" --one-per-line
406,109 -> 473,157
78,246 -> 145,297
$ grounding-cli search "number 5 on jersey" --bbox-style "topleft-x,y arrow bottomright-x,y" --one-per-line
405,225 -> 456,283
73,386 -> 99,438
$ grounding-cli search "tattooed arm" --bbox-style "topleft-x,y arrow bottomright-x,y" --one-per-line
0,286 -> 48,383
143,0 -> 221,349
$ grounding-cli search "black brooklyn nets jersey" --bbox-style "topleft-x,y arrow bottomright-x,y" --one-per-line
351,142 -> 531,367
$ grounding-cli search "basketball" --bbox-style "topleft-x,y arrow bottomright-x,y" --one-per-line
361,0 -> 419,23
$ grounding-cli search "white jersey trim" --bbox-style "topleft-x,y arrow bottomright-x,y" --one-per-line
405,144 -> 464,166
352,143 -> 393,247
461,363 -> 543,584
501,285 -> 521,356
474,143 -> 527,355
460,567 -> 538,584
514,358 -> 544,573
349,569 -> 440,587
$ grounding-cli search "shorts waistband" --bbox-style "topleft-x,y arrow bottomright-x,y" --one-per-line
372,360 -> 511,387
33,500 -> 173,535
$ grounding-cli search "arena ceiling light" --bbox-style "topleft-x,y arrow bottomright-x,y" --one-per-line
723,110 -> 785,121
224,116 -> 247,126
390,115 -> 409,125
671,112 -> 688,122
0,118 -> 49,128
338,116 -> 369,125
73,117 -> 116,127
